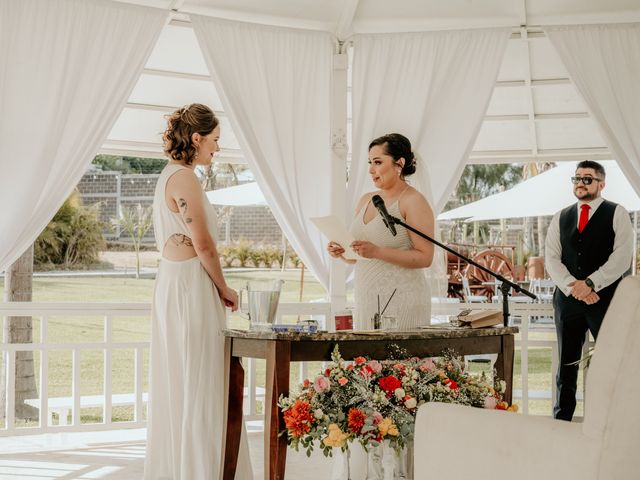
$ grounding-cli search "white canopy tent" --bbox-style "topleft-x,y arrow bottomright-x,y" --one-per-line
100,0 -> 640,166
206,182 -> 267,207
2,0 -> 640,307
438,161 -> 640,222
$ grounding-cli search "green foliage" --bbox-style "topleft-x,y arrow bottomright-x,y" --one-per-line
234,239 -> 253,268
248,248 -> 264,268
198,162 -> 250,191
93,154 -> 166,174
446,164 -> 522,211
263,246 -> 284,268
288,251 -> 302,268
217,242 -> 295,269
219,245 -> 236,268
34,191 -> 105,268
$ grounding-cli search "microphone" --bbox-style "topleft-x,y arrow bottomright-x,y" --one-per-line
372,195 -> 397,236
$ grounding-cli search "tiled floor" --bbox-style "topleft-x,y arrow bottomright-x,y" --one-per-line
0,427 -> 335,479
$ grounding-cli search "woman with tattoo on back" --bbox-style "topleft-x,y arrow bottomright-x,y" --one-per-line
144,104 -> 253,480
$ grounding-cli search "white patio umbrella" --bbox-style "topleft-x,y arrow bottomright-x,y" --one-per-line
438,161 -> 640,222
205,182 -> 267,207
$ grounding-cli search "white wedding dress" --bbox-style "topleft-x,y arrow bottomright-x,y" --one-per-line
334,197 -> 428,479
350,198 -> 431,330
144,164 -> 253,480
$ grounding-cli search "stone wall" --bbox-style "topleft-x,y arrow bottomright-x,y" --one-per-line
76,170 -> 283,246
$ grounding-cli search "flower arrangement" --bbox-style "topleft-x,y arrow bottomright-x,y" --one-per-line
278,345 -> 517,457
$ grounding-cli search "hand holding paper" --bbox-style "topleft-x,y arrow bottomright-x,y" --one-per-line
311,215 -> 359,260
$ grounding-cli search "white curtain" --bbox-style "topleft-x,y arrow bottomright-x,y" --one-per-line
192,16 -> 333,289
349,28 -> 510,295
0,0 -> 167,272
349,28 -> 510,214
545,23 -> 640,194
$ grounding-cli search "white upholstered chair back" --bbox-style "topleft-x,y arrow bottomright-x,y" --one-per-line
582,276 -> 640,478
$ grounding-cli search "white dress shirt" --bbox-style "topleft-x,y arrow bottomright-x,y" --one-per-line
545,197 -> 634,296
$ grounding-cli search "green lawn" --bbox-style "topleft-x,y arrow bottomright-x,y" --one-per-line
1,270 -> 581,426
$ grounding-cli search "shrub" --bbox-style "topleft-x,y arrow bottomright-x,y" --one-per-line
288,251 -> 302,268
219,245 -> 236,268
262,246 -> 283,269
234,239 -> 253,268
248,248 -> 263,268
35,191 -> 106,268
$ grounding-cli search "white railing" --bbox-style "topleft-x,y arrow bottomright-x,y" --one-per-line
1,300 -> 582,437
1,302 -> 150,437
0,301 -> 332,436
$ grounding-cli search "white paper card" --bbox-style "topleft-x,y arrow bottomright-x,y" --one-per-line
310,215 -> 358,260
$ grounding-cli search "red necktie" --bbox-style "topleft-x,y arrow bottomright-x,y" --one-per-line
578,204 -> 590,233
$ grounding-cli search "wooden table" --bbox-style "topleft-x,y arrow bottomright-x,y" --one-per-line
221,326 -> 518,480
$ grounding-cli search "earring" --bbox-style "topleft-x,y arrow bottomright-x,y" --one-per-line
397,169 -> 401,177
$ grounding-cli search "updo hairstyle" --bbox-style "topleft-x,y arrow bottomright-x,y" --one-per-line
369,133 -> 417,177
163,103 -> 218,165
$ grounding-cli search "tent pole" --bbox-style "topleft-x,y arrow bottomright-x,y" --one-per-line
634,211 -> 638,276
328,45 -> 349,330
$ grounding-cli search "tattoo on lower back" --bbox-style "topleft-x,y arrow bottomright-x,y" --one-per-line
170,234 -> 193,247
177,198 -> 192,224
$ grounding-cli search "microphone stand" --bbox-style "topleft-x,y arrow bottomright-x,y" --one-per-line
386,215 -> 536,327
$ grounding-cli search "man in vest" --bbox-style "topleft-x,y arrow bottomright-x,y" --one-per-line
545,160 -> 633,421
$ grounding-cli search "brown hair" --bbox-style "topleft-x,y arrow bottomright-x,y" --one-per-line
369,133 -> 416,177
576,160 -> 606,179
163,103 -> 219,165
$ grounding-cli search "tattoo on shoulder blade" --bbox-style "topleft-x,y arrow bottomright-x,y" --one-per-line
177,198 -> 193,224
171,234 -> 193,247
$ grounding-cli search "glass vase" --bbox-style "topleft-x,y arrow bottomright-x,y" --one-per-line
366,442 -> 414,480
333,447 -> 352,480
365,444 -> 384,480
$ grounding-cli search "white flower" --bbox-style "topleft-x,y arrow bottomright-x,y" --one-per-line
404,397 -> 417,409
395,388 -> 406,400
499,380 -> 507,393
314,408 -> 324,420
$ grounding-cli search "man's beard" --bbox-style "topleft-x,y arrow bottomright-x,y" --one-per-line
574,188 -> 597,201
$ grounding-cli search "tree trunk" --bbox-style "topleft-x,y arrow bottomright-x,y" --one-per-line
134,244 -> 140,279
0,245 -> 38,422
523,217 -> 536,257
537,216 -> 548,257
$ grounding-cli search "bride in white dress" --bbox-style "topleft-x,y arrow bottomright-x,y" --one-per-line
328,133 -> 434,330
144,104 -> 253,480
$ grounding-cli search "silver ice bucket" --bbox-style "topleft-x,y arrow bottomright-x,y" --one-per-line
239,279 -> 284,331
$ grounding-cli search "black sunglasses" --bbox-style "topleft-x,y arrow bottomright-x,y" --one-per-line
571,176 -> 601,185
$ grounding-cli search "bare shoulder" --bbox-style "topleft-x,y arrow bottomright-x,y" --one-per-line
402,187 -> 432,213
354,191 -> 376,214
166,167 -> 200,193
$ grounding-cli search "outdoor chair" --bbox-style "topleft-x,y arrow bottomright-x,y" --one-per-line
530,278 -> 556,303
413,275 -> 640,480
491,280 -> 534,304
461,277 -> 488,303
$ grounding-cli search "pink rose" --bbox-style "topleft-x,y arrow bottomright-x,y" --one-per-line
484,395 -> 498,409
367,360 -> 383,373
372,411 -> 383,425
419,359 -> 435,372
313,375 -> 330,393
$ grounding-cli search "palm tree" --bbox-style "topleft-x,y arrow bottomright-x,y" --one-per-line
446,164 -> 523,244
0,245 -> 39,422
111,204 -> 153,279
